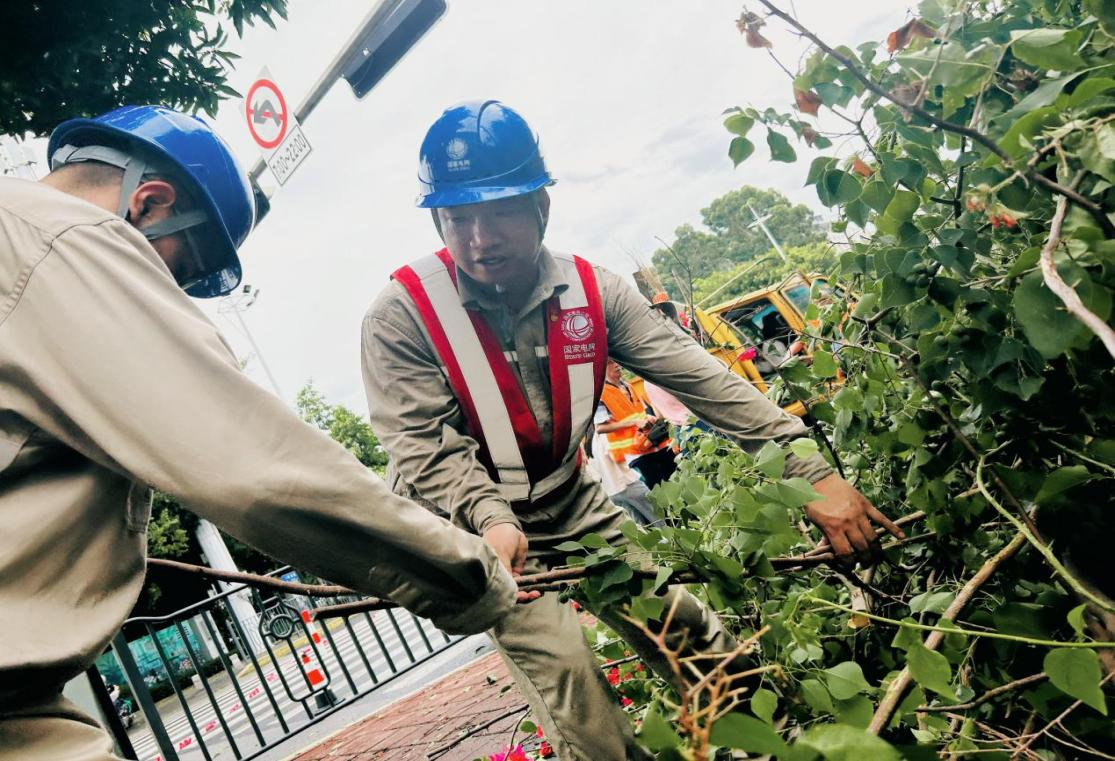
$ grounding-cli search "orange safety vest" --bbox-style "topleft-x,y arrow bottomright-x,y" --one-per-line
599,381 -> 671,463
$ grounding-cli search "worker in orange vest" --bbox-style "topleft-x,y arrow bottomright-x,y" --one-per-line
594,360 -> 676,487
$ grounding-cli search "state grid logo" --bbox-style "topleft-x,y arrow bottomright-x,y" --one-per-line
561,310 -> 594,341
445,137 -> 471,172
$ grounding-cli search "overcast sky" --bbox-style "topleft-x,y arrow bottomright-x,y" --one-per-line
66,1 -> 914,412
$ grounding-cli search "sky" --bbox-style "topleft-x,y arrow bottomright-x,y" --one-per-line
40,1 -> 912,413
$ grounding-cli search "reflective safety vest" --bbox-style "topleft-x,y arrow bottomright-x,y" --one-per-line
392,249 -> 607,505
599,382 -> 670,463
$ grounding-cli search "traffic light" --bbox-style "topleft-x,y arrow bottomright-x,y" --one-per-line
341,0 -> 448,100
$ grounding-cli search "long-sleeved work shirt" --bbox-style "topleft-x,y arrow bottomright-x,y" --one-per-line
0,178 -> 515,709
362,248 -> 831,539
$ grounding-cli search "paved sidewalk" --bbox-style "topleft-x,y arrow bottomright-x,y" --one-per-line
290,651 -> 536,761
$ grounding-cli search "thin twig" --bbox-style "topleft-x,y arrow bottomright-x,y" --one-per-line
915,672 -> 1047,713
425,703 -> 530,760
146,557 -> 356,597
867,530 -> 1028,734
1010,672 -> 1115,758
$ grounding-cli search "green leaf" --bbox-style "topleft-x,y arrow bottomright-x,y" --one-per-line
812,349 -> 839,378
834,694 -> 875,728
892,618 -> 923,651
800,678 -> 835,714
776,477 -> 822,507
906,644 -> 955,697
789,437 -> 820,460
518,720 -> 537,734
1084,0 -> 1115,36
638,706 -> 683,750
579,533 -> 609,549
818,170 -> 861,206
755,441 -> 788,479
751,687 -> 778,724
909,590 -> 954,614
1067,604 -> 1088,638
767,129 -> 797,162
1009,28 -> 1085,72
1067,77 -> 1115,108
724,113 -> 754,137
1035,465 -> 1093,504
797,724 -> 901,761
729,137 -> 755,167
600,561 -> 634,590
860,179 -> 894,213
1044,648 -> 1107,714
554,540 -> 584,552
822,661 -> 871,700
709,712 -> 790,756
1097,125 -> 1115,162
999,106 -> 1060,159
1012,266 -> 1105,359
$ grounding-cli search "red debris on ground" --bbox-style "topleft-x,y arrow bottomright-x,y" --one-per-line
291,652 -> 529,761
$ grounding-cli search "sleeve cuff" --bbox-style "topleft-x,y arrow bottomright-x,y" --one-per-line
428,558 -> 518,634
470,499 -> 522,536
784,452 -> 834,484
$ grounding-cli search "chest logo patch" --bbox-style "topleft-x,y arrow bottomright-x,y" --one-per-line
561,310 -> 593,341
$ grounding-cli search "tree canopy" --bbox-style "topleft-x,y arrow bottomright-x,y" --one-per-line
296,382 -> 388,471
651,185 -> 825,291
0,0 -> 287,137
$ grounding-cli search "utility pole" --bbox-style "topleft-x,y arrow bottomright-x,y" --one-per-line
746,201 -> 811,284
218,285 -> 283,398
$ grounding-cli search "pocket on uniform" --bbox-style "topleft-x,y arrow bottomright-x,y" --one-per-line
126,482 -> 153,533
0,414 -> 32,474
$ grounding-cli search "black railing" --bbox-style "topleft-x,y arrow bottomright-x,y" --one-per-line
99,567 -> 458,761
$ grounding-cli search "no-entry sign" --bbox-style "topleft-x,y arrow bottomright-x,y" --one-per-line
245,67 -> 312,185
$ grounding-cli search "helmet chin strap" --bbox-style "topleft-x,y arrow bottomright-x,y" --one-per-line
51,144 -> 208,241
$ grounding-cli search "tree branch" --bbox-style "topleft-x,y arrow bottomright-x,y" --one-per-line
1040,194 -> 1115,360
867,530 -> 1027,734
753,0 -> 1115,237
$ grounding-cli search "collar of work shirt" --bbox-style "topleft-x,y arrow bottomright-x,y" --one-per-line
456,246 -> 571,344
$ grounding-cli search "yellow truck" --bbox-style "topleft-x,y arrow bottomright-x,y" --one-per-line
661,274 -> 832,417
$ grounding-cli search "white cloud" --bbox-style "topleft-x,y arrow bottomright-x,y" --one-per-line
45,1 -> 916,412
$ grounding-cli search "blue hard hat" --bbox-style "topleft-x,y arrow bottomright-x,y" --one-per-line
416,100 -> 555,208
48,105 -> 255,298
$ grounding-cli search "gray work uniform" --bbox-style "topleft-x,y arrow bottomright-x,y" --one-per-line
0,178 -> 515,761
362,248 -> 831,761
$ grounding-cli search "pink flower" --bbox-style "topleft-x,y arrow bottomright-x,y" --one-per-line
489,745 -> 527,761
621,697 -> 633,707
536,725 -> 545,738
738,347 -> 758,362
539,741 -> 554,758
607,667 -> 621,686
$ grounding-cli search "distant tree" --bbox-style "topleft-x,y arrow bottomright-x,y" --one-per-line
296,382 -> 388,471
0,0 -> 288,136
652,185 -> 825,292
691,242 -> 838,306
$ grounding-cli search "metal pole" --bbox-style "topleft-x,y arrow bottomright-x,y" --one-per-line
228,299 -> 284,398
248,0 -> 402,185
746,202 -> 789,264
112,632 -> 180,761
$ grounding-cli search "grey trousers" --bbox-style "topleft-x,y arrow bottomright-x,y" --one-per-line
491,475 -> 744,761
0,695 -> 119,761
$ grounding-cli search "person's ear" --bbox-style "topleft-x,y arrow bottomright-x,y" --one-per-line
126,180 -> 177,223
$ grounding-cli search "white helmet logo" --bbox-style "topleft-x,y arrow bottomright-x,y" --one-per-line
446,138 -> 469,161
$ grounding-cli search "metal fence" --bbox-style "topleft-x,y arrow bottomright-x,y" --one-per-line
97,568 -> 459,761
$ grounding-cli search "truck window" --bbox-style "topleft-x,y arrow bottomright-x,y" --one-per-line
720,298 -> 795,377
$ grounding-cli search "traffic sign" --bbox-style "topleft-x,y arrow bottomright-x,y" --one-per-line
245,67 -> 312,185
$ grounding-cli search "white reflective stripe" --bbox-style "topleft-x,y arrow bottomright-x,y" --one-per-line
553,255 -> 588,310
565,362 -> 596,462
503,350 -> 519,363
418,263 -> 529,488
533,346 -> 549,358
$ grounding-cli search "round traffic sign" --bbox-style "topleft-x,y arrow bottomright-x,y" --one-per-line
245,78 -> 289,150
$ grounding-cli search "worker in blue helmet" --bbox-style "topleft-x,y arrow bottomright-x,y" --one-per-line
362,100 -> 903,760
0,105 -> 522,760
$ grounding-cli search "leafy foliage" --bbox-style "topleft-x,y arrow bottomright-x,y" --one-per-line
0,0 -> 288,136
564,1 -> 1115,757
296,382 -> 388,471
652,185 -> 826,289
